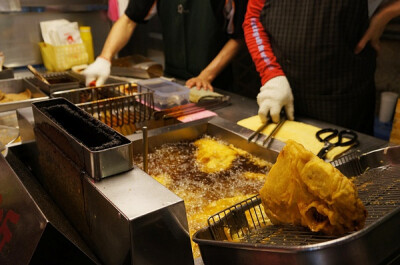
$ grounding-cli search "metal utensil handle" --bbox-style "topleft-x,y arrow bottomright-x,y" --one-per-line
262,117 -> 286,146
142,126 -> 148,173
27,65 -> 50,85
317,142 -> 334,159
248,122 -> 269,142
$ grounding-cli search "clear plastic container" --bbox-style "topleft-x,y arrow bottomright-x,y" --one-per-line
137,78 -> 190,109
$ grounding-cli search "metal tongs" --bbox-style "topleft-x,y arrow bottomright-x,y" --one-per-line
247,111 -> 287,146
27,64 -> 50,85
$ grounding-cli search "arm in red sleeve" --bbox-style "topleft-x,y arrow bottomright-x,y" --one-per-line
243,0 -> 284,85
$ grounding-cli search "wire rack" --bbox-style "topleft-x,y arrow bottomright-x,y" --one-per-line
51,83 -> 154,135
207,164 -> 400,246
330,151 -> 364,177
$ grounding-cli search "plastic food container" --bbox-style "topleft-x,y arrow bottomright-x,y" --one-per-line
137,78 -> 190,109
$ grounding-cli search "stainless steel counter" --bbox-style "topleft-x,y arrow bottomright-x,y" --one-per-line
0,77 -> 392,265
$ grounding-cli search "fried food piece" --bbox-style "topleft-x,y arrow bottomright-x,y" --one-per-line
194,137 -> 238,173
260,140 -> 367,235
0,89 -> 32,103
194,137 -> 271,174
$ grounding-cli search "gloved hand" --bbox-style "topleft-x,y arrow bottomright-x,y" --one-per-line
82,57 -> 111,86
257,76 -> 294,123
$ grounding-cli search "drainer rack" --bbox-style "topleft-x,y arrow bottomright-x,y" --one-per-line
208,164 -> 399,244
194,145 -> 400,265
51,83 -> 154,134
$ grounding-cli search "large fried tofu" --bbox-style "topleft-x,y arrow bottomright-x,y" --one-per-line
194,137 -> 239,173
260,140 -> 367,235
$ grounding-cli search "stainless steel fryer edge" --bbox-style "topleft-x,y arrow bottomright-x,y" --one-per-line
0,78 -> 49,112
192,143 -> 400,265
193,206 -> 400,265
128,116 -> 284,163
32,98 -> 134,180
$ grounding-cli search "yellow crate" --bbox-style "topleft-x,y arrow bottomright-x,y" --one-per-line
39,42 -> 88,72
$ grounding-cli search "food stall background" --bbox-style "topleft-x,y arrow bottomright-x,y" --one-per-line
1,0 -> 400,114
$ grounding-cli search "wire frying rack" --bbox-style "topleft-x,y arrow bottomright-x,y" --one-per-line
207,162 -> 400,246
51,83 -> 154,135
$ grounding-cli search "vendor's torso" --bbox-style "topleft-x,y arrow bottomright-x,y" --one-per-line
158,0 -> 230,83
261,0 -> 376,134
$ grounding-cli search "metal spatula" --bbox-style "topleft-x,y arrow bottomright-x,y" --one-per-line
27,65 -> 50,85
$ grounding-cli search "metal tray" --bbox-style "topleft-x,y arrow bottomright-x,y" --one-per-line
193,146 -> 400,265
67,71 -> 128,88
28,72 -> 81,95
28,71 -> 126,95
111,55 -> 163,79
0,78 -> 48,112
32,97 -> 134,180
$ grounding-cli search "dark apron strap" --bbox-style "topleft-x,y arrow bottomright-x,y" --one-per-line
261,0 -> 376,134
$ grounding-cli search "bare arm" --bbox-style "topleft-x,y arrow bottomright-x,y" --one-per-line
185,38 -> 245,91
99,14 -> 138,61
355,0 -> 400,54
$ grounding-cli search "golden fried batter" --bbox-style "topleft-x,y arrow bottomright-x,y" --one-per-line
260,140 -> 367,235
135,136 -> 271,258
194,137 -> 239,173
0,89 -> 31,103
194,137 -> 271,174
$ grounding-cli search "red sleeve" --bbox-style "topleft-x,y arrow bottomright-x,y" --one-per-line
243,0 -> 284,85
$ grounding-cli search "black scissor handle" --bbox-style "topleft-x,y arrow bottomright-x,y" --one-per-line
316,128 -> 339,142
337,129 -> 358,146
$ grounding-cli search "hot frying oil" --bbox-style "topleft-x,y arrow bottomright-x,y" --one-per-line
133,135 -> 272,257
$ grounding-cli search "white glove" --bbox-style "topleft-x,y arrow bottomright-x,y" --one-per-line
257,76 -> 294,123
82,57 -> 111,86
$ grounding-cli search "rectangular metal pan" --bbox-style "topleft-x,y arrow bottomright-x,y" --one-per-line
27,72 -> 81,95
27,71 -> 126,95
32,97 -> 134,180
110,55 -> 163,79
0,78 -> 48,112
193,146 -> 400,265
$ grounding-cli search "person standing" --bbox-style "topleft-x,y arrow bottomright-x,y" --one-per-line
84,0 -> 248,91
243,0 -> 400,135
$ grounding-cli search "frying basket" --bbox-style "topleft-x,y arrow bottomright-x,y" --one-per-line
52,83 -> 155,134
208,164 -> 400,245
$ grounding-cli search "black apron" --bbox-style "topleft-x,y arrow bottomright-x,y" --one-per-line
158,0 -> 233,89
261,0 -> 376,134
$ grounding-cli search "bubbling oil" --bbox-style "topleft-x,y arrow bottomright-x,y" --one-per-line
133,135 -> 272,257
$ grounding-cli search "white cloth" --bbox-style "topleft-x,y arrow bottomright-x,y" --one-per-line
82,57 -> 111,86
257,76 -> 294,123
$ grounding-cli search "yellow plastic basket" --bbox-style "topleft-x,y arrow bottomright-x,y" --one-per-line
39,42 -> 88,72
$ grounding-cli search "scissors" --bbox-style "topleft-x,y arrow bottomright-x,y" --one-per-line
316,128 -> 358,159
